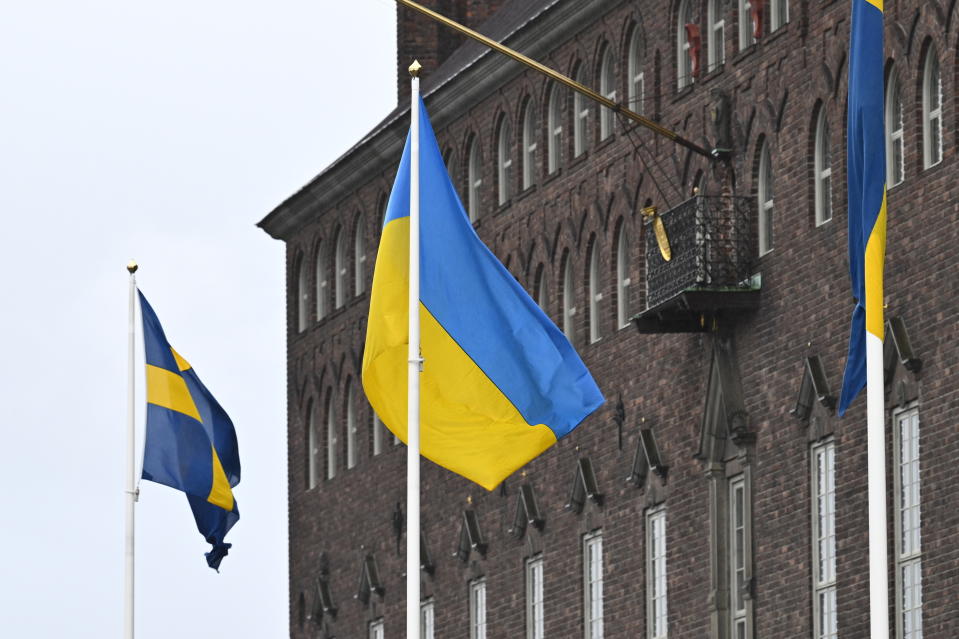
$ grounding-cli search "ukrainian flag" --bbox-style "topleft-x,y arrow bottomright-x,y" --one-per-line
362,98 -> 604,491
839,0 -> 886,415
139,291 -> 240,569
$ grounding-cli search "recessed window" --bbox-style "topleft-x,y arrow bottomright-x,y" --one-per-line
421,598 -> 435,639
739,0 -> 755,51
627,27 -> 645,114
814,110 -> 833,226
497,115 -> 513,206
522,99 -> 538,190
368,618 -> 384,639
334,229 -> 347,309
646,508 -> 668,639
307,400 -> 319,489
562,255 -> 575,343
583,530 -> 604,639
354,214 -> 367,295
677,0 -> 694,90
470,578 -> 487,639
467,136 -> 482,221
812,440 -> 837,639
372,410 -> 385,456
326,396 -> 337,479
315,242 -> 328,321
297,256 -> 308,332
547,84 -> 563,173
730,475 -> 748,639
346,381 -> 357,469
885,69 -> 905,187
758,141 -> 774,255
588,242 -> 602,343
535,263 -> 548,314
599,47 -> 616,140
770,0 -> 789,31
573,64 -> 589,158
526,555 -> 544,639
894,408 -> 923,639
616,225 -> 631,329
708,0 -> 725,71
922,49 -> 943,169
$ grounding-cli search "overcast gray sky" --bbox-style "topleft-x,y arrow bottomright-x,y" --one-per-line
0,2 -> 395,636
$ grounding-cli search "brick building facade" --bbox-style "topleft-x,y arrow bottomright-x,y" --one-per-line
259,1 -> 958,637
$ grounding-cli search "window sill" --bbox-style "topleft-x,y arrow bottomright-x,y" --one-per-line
543,167 -> 564,186
595,134 -> 617,152
568,151 -> 590,173
767,22 -> 791,43
733,43 -> 757,65
515,184 -> 538,204
494,199 -> 513,215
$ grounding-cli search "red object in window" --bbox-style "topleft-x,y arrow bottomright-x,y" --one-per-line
685,23 -> 702,78
751,1 -> 764,40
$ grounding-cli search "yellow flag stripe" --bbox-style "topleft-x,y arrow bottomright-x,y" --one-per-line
864,191 -> 887,339
170,347 -> 191,372
207,446 -> 235,510
146,364 -> 202,422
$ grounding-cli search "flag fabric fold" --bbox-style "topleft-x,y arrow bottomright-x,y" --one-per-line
362,97 -> 604,491
839,0 -> 886,416
139,291 -> 240,569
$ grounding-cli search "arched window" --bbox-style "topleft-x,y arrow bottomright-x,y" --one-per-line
922,47 -> 943,169
677,0 -> 693,90
573,63 -> 589,158
296,256 -> 308,332
326,394 -> 337,479
814,109 -> 833,225
738,0 -> 755,51
316,242 -> 328,321
771,0 -> 789,31
708,0 -> 725,71
627,27 -> 646,114
588,241 -> 602,343
354,214 -> 367,295
535,263 -> 548,313
758,141 -> 774,255
444,147 -> 456,181
497,115 -> 513,206
334,229 -> 347,309
885,68 -> 904,187
599,46 -> 616,140
616,225 -> 631,329
522,99 -> 538,190
372,410 -> 385,456
346,380 -> 357,469
307,399 -> 319,489
547,84 -> 563,173
467,136 -> 482,221
562,254 -> 575,343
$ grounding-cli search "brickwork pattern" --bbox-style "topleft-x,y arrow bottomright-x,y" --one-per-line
275,1 -> 959,637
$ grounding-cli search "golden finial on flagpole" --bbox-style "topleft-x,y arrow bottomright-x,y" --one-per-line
409,60 -> 422,77
127,259 -> 138,274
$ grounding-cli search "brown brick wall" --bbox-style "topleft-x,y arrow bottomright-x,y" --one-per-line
276,1 -> 959,637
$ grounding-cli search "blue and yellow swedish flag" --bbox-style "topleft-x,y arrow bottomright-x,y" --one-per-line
139,291 -> 240,569
839,0 -> 886,415
362,97 -> 604,491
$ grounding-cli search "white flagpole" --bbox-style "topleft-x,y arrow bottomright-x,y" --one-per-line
124,260 -> 138,639
406,62 -> 422,639
867,333 -> 889,639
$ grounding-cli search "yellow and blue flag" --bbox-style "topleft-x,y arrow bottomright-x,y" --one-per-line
139,291 -> 240,569
839,0 -> 886,415
362,98 -> 604,491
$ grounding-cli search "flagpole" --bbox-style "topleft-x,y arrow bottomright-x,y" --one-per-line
867,335 -> 888,639
406,61 -> 423,639
125,260 -> 138,639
